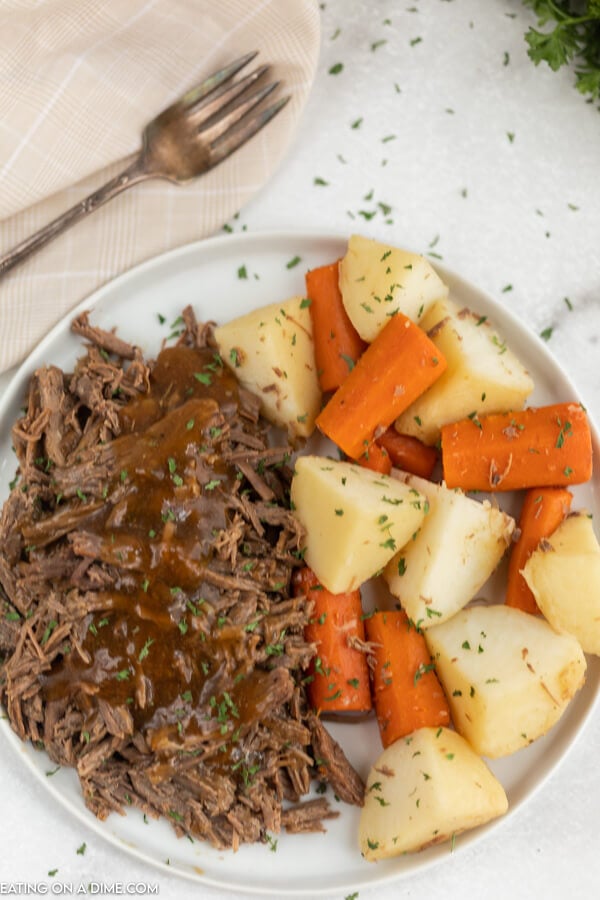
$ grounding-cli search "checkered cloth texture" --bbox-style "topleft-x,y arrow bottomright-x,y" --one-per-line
0,0 -> 320,372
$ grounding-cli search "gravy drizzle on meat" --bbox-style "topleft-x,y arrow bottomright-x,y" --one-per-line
0,308 -> 364,850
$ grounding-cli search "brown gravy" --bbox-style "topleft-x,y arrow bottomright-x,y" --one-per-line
42,346 -> 272,753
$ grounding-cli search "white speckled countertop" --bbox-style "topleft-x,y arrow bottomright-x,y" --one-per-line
1,2 -> 599,898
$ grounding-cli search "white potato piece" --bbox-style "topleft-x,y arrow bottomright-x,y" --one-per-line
291,456 -> 427,593
395,299 -> 534,445
213,295 -> 320,439
522,511 -> 600,655
426,604 -> 586,758
359,726 -> 508,860
384,473 -> 514,627
338,234 -> 448,342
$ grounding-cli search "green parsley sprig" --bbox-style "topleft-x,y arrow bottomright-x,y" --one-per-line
523,1 -> 600,101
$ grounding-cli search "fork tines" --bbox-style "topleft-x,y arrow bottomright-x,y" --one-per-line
184,52 -> 289,159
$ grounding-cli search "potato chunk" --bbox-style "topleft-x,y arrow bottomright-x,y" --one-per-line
291,456 -> 427,593
395,299 -> 534,445
213,295 -> 320,438
339,234 -> 448,342
522,511 -> 600,655
426,604 -> 586,758
384,474 -> 514,627
359,726 -> 508,859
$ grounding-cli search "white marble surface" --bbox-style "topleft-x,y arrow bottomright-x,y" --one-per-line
1,1 -> 599,898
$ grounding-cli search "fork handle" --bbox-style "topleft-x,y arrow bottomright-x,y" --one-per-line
0,155 -> 148,279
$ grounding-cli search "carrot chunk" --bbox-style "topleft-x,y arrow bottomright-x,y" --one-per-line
506,487 -> 573,614
377,426 -> 438,478
293,567 -> 372,714
365,610 -> 450,748
316,312 -> 447,459
441,402 -> 592,491
358,441 -> 392,475
305,261 -> 366,393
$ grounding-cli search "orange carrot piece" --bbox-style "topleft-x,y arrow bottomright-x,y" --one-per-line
305,261 -> 366,393
358,441 -> 392,475
365,610 -> 450,748
441,402 -> 593,492
377,426 -> 438,478
316,312 -> 447,459
506,487 -> 573,614
293,567 -> 372,714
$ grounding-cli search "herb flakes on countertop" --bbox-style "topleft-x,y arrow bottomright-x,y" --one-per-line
346,191 -> 394,226
222,211 -> 249,235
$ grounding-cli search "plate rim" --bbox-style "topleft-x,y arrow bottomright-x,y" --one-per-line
3,226 -> 598,416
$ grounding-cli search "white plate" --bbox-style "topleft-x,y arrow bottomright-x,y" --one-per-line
0,231 -> 599,897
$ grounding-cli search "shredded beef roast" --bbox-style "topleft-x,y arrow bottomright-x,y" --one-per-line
0,307 -> 364,850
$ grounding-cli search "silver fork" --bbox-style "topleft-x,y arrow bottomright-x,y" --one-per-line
0,52 -> 287,278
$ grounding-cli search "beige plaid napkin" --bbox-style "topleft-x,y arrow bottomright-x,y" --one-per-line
0,0 -> 320,373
